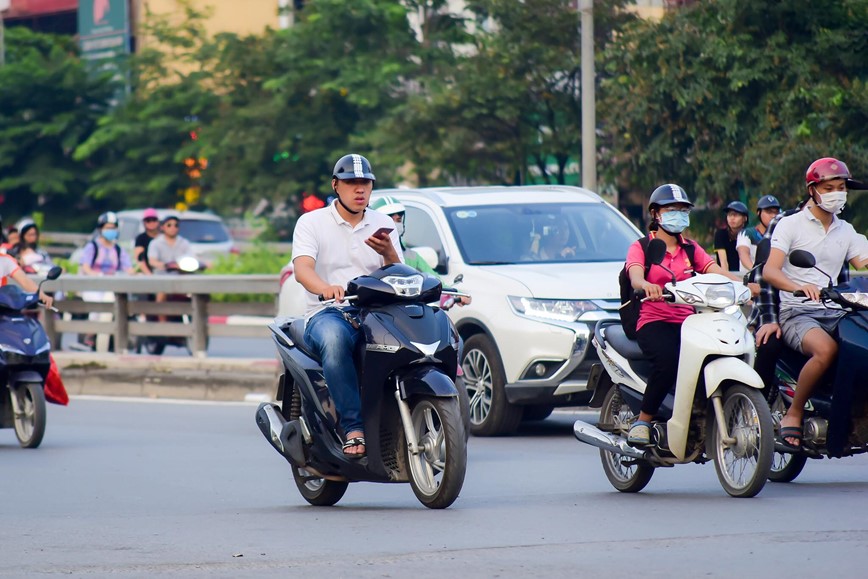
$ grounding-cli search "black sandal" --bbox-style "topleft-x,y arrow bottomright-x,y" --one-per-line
342,436 -> 366,458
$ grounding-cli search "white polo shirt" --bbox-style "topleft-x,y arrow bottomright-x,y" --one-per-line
771,206 -> 868,310
291,201 -> 403,317
0,254 -> 20,286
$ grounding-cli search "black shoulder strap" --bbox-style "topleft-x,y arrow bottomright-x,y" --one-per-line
90,240 -> 98,267
682,239 -> 696,268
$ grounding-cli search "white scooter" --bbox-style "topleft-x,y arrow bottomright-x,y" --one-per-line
573,238 -> 774,498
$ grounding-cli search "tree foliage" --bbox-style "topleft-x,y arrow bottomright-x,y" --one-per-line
0,27 -> 114,223
601,0 -> 868,212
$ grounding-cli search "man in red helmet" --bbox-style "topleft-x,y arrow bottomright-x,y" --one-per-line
763,158 -> 868,449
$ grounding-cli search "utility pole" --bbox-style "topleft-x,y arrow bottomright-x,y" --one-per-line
580,0 -> 598,196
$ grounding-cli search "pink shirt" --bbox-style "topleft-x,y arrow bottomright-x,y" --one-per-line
626,234 -> 715,330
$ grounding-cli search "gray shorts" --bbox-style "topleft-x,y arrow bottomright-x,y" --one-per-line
779,307 -> 846,353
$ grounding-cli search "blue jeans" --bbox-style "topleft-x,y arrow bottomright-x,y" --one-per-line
303,307 -> 364,435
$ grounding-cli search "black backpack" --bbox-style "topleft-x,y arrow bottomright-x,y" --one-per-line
618,236 -> 696,340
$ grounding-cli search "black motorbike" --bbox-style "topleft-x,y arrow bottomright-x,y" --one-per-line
0,266 -> 62,448
769,250 -> 868,482
256,263 -> 468,509
137,256 -> 207,355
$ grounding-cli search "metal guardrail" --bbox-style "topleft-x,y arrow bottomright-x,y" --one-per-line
40,274 -> 280,357
40,232 -> 292,258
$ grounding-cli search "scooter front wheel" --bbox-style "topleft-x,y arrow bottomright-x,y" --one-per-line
12,382 -> 47,449
292,467 -> 349,507
709,385 -> 774,498
405,397 -> 467,509
598,386 -> 654,493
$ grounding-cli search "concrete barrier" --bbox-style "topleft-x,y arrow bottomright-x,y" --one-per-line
54,352 -> 279,402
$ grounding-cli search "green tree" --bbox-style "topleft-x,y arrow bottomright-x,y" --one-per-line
601,0 -> 868,212
73,3 -> 220,210
0,27 -> 114,226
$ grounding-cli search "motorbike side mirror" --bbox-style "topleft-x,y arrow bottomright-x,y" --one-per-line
789,249 -> 833,288
452,273 -> 464,285
789,249 -> 816,269
646,238 -> 667,266
45,266 -> 63,281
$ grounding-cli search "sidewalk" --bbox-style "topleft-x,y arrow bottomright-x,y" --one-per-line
53,352 -> 279,402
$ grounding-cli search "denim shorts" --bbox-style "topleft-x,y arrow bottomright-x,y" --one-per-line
779,307 -> 846,353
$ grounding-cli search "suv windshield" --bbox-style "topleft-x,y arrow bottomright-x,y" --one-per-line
179,219 -> 230,243
444,203 -> 639,265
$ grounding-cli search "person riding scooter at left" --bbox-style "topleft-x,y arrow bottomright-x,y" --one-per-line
290,154 -> 403,458
0,253 -> 53,308
626,184 -> 741,446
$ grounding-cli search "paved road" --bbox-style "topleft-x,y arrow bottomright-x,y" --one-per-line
2,399 -> 868,577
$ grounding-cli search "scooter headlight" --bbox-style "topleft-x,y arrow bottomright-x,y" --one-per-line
382,274 -> 424,297
840,292 -> 868,308
694,283 -> 736,309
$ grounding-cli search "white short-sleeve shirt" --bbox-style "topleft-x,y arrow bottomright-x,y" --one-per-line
771,206 -> 868,310
0,254 -> 20,286
291,202 -> 403,317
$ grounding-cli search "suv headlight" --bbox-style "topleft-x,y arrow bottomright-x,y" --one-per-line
508,296 -> 601,322
694,283 -> 736,309
382,274 -> 423,297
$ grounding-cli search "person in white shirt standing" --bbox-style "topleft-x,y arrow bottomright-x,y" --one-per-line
763,157 -> 868,449
290,154 -> 402,458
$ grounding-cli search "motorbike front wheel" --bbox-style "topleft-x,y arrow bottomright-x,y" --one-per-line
292,467 -> 349,507
708,385 -> 774,498
405,397 -> 467,509
598,386 -> 654,493
12,382 -> 47,449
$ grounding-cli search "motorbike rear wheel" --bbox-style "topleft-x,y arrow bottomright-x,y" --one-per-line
12,382 -> 47,449
405,397 -> 467,509
292,467 -> 349,506
708,385 -> 774,498
599,386 -> 654,493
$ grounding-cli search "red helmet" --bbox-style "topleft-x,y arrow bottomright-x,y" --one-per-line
805,158 -> 851,188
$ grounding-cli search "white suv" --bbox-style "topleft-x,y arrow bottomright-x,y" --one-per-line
279,186 -> 641,436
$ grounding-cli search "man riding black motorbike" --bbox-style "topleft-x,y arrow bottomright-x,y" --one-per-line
289,153 -> 403,458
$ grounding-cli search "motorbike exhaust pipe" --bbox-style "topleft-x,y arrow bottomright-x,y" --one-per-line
573,420 -> 648,460
255,403 -> 307,467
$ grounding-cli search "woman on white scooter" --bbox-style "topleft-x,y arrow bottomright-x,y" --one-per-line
626,184 -> 740,446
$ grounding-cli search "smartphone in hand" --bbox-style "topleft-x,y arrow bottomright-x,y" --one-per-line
372,227 -> 394,239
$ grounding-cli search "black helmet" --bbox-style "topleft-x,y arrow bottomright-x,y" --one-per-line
724,201 -> 749,217
332,154 -> 376,181
649,184 -> 694,211
756,195 -> 781,211
97,211 -> 118,227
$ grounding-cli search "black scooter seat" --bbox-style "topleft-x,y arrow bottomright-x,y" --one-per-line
288,318 -> 321,362
605,325 -> 649,361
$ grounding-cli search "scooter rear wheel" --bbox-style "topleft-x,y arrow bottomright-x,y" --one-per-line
12,382 -> 46,449
598,386 -> 654,493
708,385 -> 774,498
405,397 -> 467,509
768,394 -> 808,483
292,467 -> 349,507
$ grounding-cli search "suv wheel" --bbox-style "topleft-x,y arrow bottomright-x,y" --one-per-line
462,334 -> 523,436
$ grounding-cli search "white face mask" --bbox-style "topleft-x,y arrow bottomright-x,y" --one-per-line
395,221 -> 405,237
816,190 -> 847,214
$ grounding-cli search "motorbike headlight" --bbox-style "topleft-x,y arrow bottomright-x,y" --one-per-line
840,292 -> 868,308
508,296 -> 601,322
675,290 -> 702,305
382,274 -> 424,297
694,283 -> 736,309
